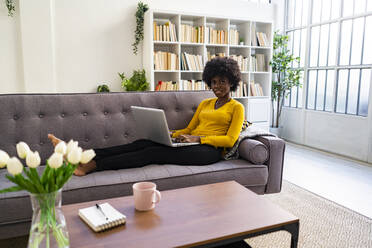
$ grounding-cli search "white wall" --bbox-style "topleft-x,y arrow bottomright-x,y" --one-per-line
0,0 -> 275,94
0,1 -> 24,93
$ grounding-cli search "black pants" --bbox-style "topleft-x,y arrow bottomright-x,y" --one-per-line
94,139 -> 222,171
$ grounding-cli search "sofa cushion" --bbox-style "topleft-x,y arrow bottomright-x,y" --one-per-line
238,139 -> 269,164
0,160 -> 268,225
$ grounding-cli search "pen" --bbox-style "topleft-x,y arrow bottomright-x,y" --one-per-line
96,204 -> 109,220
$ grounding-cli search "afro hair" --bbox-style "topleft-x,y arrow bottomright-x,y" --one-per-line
202,57 -> 242,92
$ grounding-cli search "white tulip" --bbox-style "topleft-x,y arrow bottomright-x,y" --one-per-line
0,150 -> 10,168
16,142 -> 30,159
66,140 -> 79,154
55,141 -> 67,155
80,149 -> 96,164
26,151 -> 41,168
48,153 -> 63,169
67,147 -> 82,164
7,157 -> 23,175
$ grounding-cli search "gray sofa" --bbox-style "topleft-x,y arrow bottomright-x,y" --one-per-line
0,91 -> 285,239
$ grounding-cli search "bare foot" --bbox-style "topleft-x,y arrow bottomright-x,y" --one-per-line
74,160 -> 97,176
48,134 -> 62,147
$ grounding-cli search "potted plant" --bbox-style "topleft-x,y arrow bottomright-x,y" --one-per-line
269,31 -> 301,135
5,0 -> 15,17
97,84 -> 110,93
132,2 -> 149,55
119,69 -> 149,91
239,38 -> 244,45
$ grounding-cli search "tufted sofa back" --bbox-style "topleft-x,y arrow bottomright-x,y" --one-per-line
0,91 -> 214,164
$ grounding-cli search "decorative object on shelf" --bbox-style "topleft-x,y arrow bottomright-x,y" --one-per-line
97,84 -> 110,93
0,141 -> 96,248
132,2 -> 149,55
119,69 -> 149,91
239,38 -> 244,45
5,0 -> 15,17
270,31 -> 301,128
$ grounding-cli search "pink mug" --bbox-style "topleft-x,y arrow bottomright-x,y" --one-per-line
132,182 -> 161,211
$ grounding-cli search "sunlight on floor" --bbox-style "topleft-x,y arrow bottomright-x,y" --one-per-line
283,142 -> 372,219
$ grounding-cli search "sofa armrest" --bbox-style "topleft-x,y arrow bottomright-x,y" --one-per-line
238,139 -> 269,164
253,136 -> 285,193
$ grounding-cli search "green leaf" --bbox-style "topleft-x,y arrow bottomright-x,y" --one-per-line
29,168 -> 46,193
41,165 -> 50,185
120,69 -> 149,91
49,169 -> 56,192
56,167 -> 65,189
0,186 -> 23,193
132,2 -> 149,55
16,175 -> 38,193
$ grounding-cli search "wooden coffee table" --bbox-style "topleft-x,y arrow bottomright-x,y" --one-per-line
62,181 -> 299,248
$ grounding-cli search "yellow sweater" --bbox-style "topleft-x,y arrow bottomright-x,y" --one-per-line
172,98 -> 244,148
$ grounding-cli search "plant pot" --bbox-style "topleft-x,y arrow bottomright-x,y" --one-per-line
28,189 -> 69,248
269,127 -> 282,137
239,42 -> 244,45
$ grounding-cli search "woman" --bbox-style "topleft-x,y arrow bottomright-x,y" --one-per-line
48,57 -> 244,176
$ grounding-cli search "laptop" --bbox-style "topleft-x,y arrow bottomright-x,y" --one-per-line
131,106 -> 200,147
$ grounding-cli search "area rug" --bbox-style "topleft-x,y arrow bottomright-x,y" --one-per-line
245,180 -> 372,248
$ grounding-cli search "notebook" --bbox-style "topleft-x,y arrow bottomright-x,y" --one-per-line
78,203 -> 126,232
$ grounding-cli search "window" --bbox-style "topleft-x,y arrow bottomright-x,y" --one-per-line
285,0 -> 372,116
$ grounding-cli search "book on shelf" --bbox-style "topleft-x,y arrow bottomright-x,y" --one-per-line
255,54 -> 266,71
78,203 -> 126,232
250,54 -> 266,71
256,32 -> 269,46
154,51 -> 179,70
153,21 -> 178,42
250,55 -> 256,71
251,25 -> 258,46
249,81 -> 264,96
181,24 -> 204,43
181,52 -> 204,71
207,52 -> 226,61
229,55 -> 249,72
206,27 -> 228,44
180,80 -> 206,91
230,81 -> 248,97
229,29 -> 240,45
155,81 -> 179,91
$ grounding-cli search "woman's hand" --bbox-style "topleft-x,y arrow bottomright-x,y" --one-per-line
176,134 -> 201,143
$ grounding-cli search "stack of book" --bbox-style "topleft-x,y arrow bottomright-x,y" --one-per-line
154,51 -> 179,70
206,27 -> 228,44
256,32 -> 269,47
180,24 -> 204,43
230,81 -> 249,98
181,80 -> 206,90
229,29 -> 240,45
181,52 -> 204,71
250,54 -> 266,71
153,21 -> 178,42
207,52 -> 226,61
229,55 -> 249,72
155,81 -> 179,91
249,81 -> 264,96
250,27 -> 269,46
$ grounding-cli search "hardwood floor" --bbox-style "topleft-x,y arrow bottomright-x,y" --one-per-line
283,142 -> 372,219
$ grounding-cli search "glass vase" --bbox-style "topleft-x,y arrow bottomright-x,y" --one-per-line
28,189 -> 70,248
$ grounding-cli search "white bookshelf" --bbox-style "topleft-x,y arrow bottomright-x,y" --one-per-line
143,10 -> 273,130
